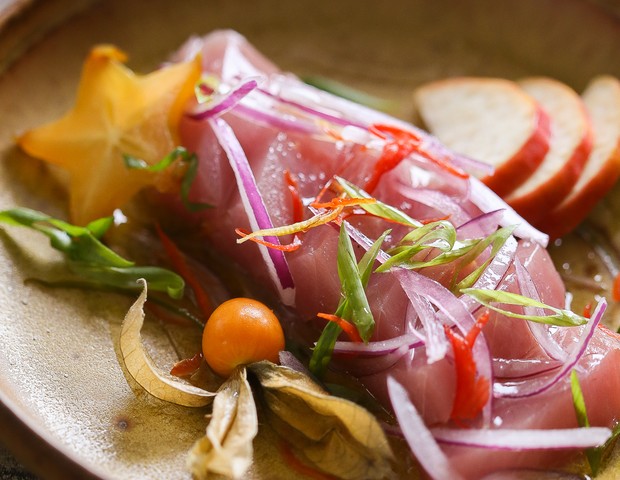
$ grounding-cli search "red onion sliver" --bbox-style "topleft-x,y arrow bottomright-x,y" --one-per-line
392,182 -> 471,226
333,333 -> 424,356
387,376 -> 465,480
495,298 -> 606,399
457,209 -> 506,239
345,345 -> 411,377
492,357 -> 562,380
431,426 -> 612,451
469,177 -> 549,247
270,75 -> 494,176
515,259 -> 568,362
397,281 -> 449,363
208,117 -> 295,304
392,268 -> 494,425
257,86 -> 368,130
189,77 -> 261,120
232,103 -> 319,135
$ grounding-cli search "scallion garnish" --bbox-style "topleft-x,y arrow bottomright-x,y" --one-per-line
0,207 -> 184,298
462,288 -> 588,327
124,146 -> 211,212
309,226 -> 388,377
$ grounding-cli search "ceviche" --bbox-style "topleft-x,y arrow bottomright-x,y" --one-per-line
3,30 -> 620,479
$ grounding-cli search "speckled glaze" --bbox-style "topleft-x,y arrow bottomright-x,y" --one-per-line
1,1 -> 620,479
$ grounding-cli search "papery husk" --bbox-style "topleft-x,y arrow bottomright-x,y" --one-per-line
120,279 -> 215,407
248,361 -> 395,480
188,367 -> 258,479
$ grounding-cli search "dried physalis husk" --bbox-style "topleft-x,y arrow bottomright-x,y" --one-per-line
120,279 -> 215,407
187,367 -> 258,479
248,361 -> 395,480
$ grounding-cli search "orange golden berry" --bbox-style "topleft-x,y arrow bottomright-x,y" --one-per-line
202,298 -> 285,377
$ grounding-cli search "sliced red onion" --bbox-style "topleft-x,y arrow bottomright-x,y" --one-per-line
495,298 -> 606,398
208,117 -> 295,305
392,182 -> 471,226
333,333 -> 424,356
188,77 -> 262,120
468,177 -> 549,247
232,102 -> 319,135
269,74 -> 493,176
392,267 -> 494,425
457,209 -> 506,239
466,236 -> 518,297
387,376 -> 465,480
492,357 -> 562,379
396,280 -> 449,363
515,259 -> 568,362
279,351 -> 312,376
343,345 -> 411,377
431,426 -> 612,450
257,85 -> 368,130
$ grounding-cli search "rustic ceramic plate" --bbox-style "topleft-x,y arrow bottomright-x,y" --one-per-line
1,0 -> 620,479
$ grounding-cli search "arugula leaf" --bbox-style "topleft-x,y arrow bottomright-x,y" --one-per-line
462,288 -> 588,327
124,146 -> 211,212
0,207 -> 184,299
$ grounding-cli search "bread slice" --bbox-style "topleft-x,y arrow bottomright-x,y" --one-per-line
505,77 -> 593,223
413,77 -> 551,197
538,76 -> 620,239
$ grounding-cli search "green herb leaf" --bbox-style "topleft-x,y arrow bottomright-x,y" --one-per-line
462,288 -> 588,327
124,146 -> 211,212
0,207 -> 185,298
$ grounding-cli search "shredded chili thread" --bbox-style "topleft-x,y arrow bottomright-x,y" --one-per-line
155,223 -> 213,318
366,124 -> 468,193
317,313 -> 363,343
279,440 -> 338,480
613,273 -> 620,302
420,214 -> 452,225
310,196 -> 376,210
444,310 -> 491,425
170,352 -> 203,377
583,301 -> 593,319
284,170 -> 304,224
235,228 -> 302,252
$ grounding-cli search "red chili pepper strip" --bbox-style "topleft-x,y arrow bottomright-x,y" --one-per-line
317,312 -> 363,343
284,170 -> 304,224
597,323 -> 620,340
155,223 -> 213,318
582,301 -> 593,319
170,352 -> 203,377
366,124 -> 468,193
310,196 -> 376,210
444,311 -> 491,424
235,228 -> 302,252
279,441 -> 338,480
420,214 -> 452,225
613,273 -> 620,302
